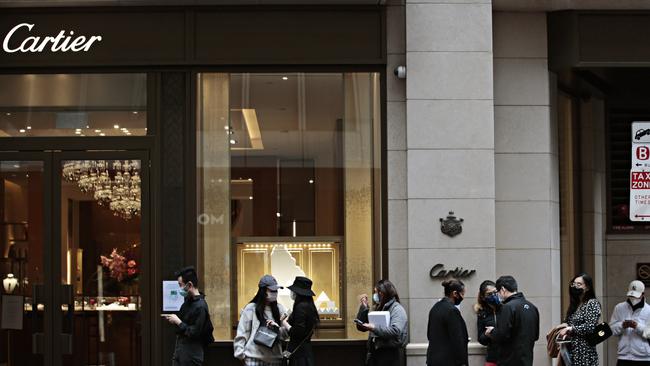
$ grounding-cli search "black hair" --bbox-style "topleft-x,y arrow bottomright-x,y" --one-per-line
290,294 -> 320,326
475,280 -> 496,313
442,279 -> 465,297
495,275 -> 518,292
249,286 -> 281,324
375,279 -> 401,310
175,266 -> 199,288
565,273 -> 597,321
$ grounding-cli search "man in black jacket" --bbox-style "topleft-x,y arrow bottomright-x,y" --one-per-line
486,275 -> 539,366
162,266 -> 214,366
426,279 -> 469,366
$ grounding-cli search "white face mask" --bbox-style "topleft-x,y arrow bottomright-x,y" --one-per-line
267,291 -> 278,302
290,291 -> 296,301
629,296 -> 642,306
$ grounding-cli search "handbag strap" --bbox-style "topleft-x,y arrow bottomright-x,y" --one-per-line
284,327 -> 314,358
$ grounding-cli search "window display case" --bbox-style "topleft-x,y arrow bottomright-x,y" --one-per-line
235,239 -> 342,321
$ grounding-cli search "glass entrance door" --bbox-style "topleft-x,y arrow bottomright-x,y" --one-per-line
0,151 -> 149,366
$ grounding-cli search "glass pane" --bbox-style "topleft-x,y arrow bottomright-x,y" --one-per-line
198,72 -> 380,340
0,74 -> 146,137
0,161 -> 45,366
60,159 -> 142,366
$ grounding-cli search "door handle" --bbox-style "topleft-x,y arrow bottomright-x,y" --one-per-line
32,284 -> 44,355
60,284 -> 74,355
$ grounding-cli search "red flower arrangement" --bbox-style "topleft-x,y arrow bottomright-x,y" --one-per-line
100,248 -> 139,283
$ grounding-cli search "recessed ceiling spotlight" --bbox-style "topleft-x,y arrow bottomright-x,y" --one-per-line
5,112 -> 11,116
249,196 -> 253,200
114,124 -> 120,129
248,178 -> 253,181
282,77 -> 288,80
86,125 -> 90,129
19,129 -> 25,133
309,179 -> 314,184
224,126 -> 230,131
230,139 -> 237,145
26,126 -> 32,130
276,212 -> 281,217
132,111 -> 139,115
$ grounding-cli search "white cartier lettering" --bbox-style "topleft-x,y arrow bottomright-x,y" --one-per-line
3,23 -> 102,53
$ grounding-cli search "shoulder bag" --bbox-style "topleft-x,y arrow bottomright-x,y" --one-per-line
253,317 -> 279,348
586,322 -> 612,347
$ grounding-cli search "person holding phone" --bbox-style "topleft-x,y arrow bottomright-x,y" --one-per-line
610,280 -> 650,366
162,266 -> 214,366
356,279 -> 408,366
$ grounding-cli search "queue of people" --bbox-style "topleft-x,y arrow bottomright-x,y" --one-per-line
160,266 -> 650,366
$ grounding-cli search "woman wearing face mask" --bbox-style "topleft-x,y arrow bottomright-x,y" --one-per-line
356,279 -> 408,366
426,279 -> 469,366
557,273 -> 602,366
280,276 -> 319,366
234,275 -> 289,366
474,280 -> 500,366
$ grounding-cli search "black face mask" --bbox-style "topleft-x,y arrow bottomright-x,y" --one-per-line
569,286 -> 584,298
454,292 -> 464,306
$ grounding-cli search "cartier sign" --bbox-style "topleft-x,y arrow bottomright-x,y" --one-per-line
429,264 -> 476,279
2,23 -> 102,53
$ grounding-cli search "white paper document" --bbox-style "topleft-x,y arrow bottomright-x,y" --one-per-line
368,311 -> 390,328
162,281 -> 184,312
1,295 -> 24,330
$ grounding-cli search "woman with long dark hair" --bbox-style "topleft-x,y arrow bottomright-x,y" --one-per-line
281,276 -> 319,366
558,273 -> 602,366
234,275 -> 289,366
474,280 -> 500,366
356,279 -> 408,366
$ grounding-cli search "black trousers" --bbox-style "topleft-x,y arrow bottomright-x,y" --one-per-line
368,347 -> 402,366
617,361 -> 650,366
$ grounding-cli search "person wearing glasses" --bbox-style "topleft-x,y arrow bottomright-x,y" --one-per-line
474,280 -> 500,366
557,273 -> 602,366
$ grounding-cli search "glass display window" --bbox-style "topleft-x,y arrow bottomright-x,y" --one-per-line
197,72 -> 380,340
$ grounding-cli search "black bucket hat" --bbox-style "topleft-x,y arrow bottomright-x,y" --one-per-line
287,276 -> 316,297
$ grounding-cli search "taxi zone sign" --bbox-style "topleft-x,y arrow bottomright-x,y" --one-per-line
631,122 -> 650,221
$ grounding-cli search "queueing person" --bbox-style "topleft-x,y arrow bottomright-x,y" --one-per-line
162,266 -> 215,366
234,275 -> 289,366
426,279 -> 469,366
557,273 -> 602,366
610,280 -> 650,366
485,275 -> 539,366
356,279 -> 409,366
281,276 -> 320,366
474,280 -> 500,366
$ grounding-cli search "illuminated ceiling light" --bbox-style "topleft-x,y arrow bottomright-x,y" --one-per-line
19,129 -> 25,133
132,111 -> 139,115
282,76 -> 288,80
75,130 -> 81,135
86,125 -> 90,129
224,125 -> 230,130
276,212 -> 281,217
5,112 -> 11,116
230,139 -> 237,145
99,133 -> 105,136
94,129 -> 101,133
26,126 -> 31,130
249,196 -> 253,200
114,124 -> 120,129
309,179 -> 314,184
13,164 -> 19,168
248,178 -> 253,181
75,128 -> 82,131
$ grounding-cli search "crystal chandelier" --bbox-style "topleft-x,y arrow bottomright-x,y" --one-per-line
62,160 -> 141,220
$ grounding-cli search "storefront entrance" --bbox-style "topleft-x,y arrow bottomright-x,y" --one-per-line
0,149 -> 150,366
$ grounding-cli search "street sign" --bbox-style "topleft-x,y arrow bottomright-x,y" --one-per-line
632,121 -> 650,143
630,171 -> 650,221
632,143 -> 650,170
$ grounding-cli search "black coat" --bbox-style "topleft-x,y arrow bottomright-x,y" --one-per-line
476,307 -> 499,363
287,301 -> 318,366
426,298 -> 469,366
489,292 -> 539,366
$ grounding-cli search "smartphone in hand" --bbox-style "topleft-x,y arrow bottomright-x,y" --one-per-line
354,319 -> 364,325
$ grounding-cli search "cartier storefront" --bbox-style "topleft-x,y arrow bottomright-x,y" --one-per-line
0,6 -> 386,366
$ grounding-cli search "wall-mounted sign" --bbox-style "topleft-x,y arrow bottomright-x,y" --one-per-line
440,211 -> 463,237
429,264 -> 476,279
637,263 -> 650,287
2,23 -> 102,53
630,122 -> 650,221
